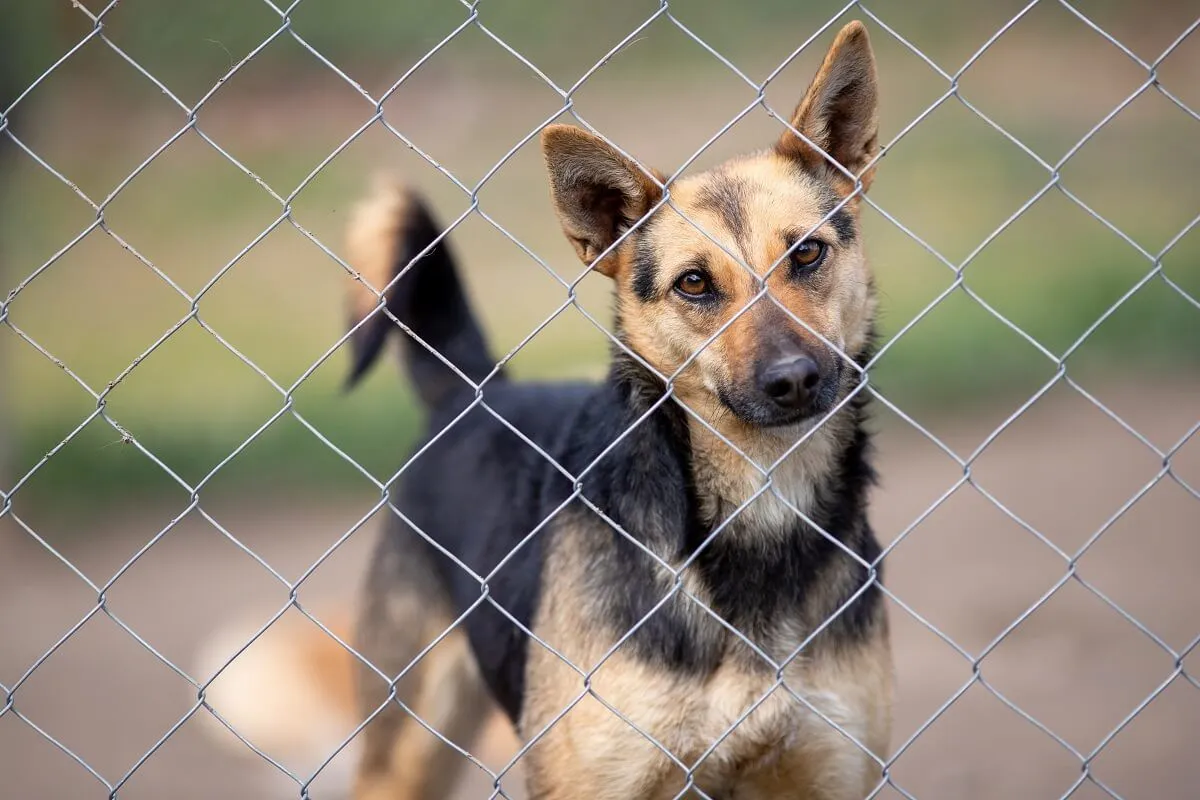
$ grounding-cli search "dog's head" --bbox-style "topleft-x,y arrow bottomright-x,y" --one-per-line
542,21 -> 879,429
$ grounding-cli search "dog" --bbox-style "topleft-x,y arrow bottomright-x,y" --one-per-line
198,20 -> 891,800
342,21 -> 892,799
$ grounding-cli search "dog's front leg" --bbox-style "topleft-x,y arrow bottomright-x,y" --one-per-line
521,691 -> 687,800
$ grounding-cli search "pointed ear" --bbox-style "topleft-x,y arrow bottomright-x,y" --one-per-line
777,21 -> 880,192
541,125 -> 664,277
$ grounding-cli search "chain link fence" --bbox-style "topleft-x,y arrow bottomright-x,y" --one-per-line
2,1 -> 1198,798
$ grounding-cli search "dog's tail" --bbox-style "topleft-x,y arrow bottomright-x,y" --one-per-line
344,177 -> 497,405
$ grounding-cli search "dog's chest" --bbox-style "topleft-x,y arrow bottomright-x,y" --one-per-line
661,652 -> 862,789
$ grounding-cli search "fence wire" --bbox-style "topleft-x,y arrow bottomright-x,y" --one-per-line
1,1 -> 1198,799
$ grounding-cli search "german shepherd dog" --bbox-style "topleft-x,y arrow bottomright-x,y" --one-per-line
345,21 -> 891,800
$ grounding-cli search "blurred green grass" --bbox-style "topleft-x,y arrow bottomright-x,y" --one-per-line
2,1 -> 1198,513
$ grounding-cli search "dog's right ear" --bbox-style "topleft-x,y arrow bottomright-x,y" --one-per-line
541,125 -> 663,277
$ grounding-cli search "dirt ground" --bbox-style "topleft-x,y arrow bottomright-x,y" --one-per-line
2,377 -> 1198,799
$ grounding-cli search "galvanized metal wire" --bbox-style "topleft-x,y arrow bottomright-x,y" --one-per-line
1,1 -> 1197,798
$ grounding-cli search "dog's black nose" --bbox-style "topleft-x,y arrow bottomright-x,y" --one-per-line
759,357 -> 821,409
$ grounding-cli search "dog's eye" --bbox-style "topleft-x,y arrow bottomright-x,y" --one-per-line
674,271 -> 711,298
790,240 -> 827,272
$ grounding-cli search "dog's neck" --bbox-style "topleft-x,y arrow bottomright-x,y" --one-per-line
686,409 -> 850,533
590,349 -> 880,661
610,349 -> 868,539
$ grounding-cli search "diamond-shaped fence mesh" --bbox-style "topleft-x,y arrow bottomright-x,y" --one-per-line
1,1 -> 1197,798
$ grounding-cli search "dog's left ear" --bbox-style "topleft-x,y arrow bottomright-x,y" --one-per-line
541,124 -> 664,277
777,21 -> 880,192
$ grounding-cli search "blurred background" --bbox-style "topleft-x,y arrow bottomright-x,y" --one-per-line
1,1 -> 1197,798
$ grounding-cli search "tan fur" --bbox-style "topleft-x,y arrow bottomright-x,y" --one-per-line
523,516 -> 892,800
346,175 -> 413,326
688,409 -> 851,534
353,621 -> 491,800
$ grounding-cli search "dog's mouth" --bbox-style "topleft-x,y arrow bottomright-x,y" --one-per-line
717,358 -> 844,429
717,388 -> 828,428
